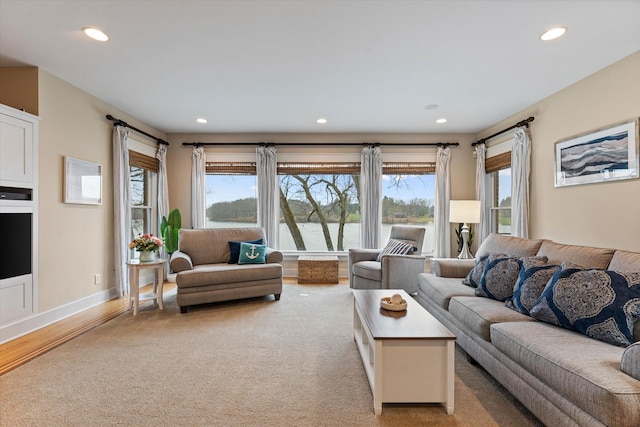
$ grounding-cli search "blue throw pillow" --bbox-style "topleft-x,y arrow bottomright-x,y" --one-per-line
530,264 -> 640,347
506,259 -> 560,315
238,242 -> 267,264
476,254 -> 548,302
228,239 -> 263,264
462,254 -> 491,288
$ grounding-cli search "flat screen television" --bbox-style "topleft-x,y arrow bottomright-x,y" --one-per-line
0,213 -> 32,280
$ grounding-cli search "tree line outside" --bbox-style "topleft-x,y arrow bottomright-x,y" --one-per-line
207,174 -> 434,251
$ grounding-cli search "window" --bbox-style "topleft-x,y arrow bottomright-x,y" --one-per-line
486,147 -> 511,235
129,145 -> 158,260
381,162 -> 435,254
205,162 -> 258,228
204,154 -> 436,253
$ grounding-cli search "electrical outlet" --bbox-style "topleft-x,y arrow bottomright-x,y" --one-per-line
95,274 -> 101,285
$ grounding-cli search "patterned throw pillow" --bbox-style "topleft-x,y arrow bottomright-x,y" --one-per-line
462,254 -> 490,288
530,264 -> 640,347
475,254 -> 548,302
506,259 -> 560,315
228,239 -> 263,264
238,242 -> 267,264
376,239 -> 413,262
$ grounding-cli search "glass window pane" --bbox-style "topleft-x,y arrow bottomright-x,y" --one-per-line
206,174 -> 258,227
130,166 -> 146,206
279,173 -> 359,251
381,174 -> 435,254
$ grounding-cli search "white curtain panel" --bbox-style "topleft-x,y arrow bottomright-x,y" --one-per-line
191,145 -> 206,229
475,144 -> 492,245
113,126 -> 131,296
156,143 -> 170,276
360,145 -> 382,249
434,146 -> 451,258
256,145 -> 279,247
511,127 -> 532,238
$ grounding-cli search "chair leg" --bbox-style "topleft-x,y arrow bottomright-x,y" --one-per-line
180,306 -> 189,314
274,294 -> 281,301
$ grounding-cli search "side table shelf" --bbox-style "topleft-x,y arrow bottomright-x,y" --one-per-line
127,260 -> 165,315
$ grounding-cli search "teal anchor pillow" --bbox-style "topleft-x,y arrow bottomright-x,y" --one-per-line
238,242 -> 267,264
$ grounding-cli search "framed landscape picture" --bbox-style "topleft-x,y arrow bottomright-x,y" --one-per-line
554,118 -> 639,187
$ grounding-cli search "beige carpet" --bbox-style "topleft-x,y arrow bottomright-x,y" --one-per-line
0,284 -> 543,426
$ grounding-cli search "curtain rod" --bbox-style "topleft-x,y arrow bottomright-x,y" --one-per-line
471,116 -> 535,147
182,141 -> 459,148
106,115 -> 170,146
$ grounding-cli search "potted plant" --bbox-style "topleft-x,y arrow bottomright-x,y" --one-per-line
161,208 -> 182,256
129,233 -> 163,262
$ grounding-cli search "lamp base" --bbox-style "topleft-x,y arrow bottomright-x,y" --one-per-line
457,224 -> 474,259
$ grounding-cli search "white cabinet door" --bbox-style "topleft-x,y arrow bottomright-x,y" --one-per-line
0,112 -> 34,187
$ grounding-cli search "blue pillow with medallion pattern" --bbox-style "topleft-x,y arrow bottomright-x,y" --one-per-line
530,263 -> 640,347
475,254 -> 548,302
505,258 -> 560,315
462,253 -> 490,288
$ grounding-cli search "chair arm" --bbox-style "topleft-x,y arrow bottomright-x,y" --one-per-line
621,342 -> 640,381
170,250 -> 193,273
430,258 -> 475,278
348,249 -> 381,280
265,247 -> 283,263
380,254 -> 427,289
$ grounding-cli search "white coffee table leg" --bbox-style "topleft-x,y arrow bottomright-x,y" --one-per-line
445,340 -> 455,414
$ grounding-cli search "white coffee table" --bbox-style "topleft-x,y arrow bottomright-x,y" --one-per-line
352,289 -> 456,415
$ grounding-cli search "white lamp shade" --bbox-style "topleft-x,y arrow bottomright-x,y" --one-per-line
449,200 -> 481,224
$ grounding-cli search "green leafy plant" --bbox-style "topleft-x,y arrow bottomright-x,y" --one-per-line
455,223 -> 474,254
160,208 -> 181,255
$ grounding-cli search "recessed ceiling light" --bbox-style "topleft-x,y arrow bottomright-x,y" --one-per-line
540,26 -> 567,41
424,104 -> 439,110
82,27 -> 109,42
316,118 -> 328,124
196,118 -> 207,124
436,118 -> 447,124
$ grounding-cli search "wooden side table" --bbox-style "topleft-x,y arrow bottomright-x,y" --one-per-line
126,260 -> 165,315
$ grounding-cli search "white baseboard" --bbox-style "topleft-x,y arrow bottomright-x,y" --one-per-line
0,287 -> 119,344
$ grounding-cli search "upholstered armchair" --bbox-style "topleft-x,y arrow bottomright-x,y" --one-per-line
348,225 -> 426,294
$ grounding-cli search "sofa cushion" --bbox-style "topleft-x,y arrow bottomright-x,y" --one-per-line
177,263 -> 282,288
228,239 -> 263,264
621,342 -> 640,381
238,242 -> 266,264
351,261 -> 382,281
506,259 -> 560,315
448,296 -> 534,341
376,238 -> 413,261
491,322 -> 640,427
461,254 -> 490,288
475,233 -> 545,259
418,274 -> 476,310
530,264 -> 640,347
536,240 -> 615,269
608,250 -> 640,272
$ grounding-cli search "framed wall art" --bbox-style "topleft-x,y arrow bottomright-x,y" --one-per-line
554,118 -> 639,187
64,156 -> 102,205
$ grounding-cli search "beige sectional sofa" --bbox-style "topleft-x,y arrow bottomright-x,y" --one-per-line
416,233 -> 640,427
170,228 -> 283,313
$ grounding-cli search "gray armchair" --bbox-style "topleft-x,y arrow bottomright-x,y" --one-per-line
348,225 -> 426,294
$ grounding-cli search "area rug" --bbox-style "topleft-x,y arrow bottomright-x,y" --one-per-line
0,284 -> 542,426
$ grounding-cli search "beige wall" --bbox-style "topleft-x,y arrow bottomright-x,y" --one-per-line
33,69 -> 165,312
166,132 -> 476,256
476,52 -> 640,252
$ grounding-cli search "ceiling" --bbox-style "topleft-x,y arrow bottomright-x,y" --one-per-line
1,0 -> 639,134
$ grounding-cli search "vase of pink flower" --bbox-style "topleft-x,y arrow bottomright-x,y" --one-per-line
129,233 -> 163,262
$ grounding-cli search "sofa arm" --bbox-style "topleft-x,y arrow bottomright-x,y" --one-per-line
430,258 -> 475,278
170,250 -> 193,273
381,254 -> 427,290
621,342 -> 640,381
265,247 -> 283,263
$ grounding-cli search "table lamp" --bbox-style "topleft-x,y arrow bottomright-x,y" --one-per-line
449,200 -> 481,259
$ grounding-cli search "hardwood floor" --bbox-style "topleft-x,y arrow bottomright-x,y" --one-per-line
0,278 -> 348,376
